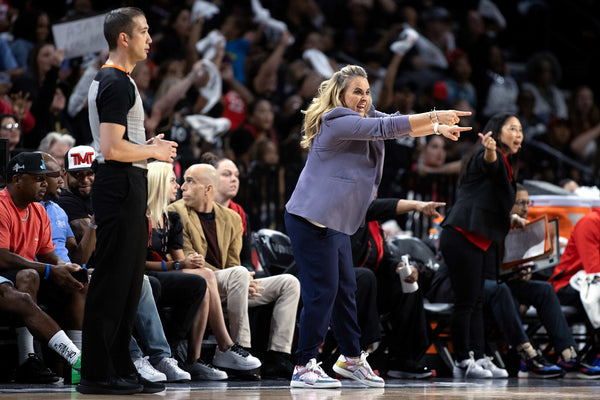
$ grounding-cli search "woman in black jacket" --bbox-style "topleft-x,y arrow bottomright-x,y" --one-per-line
440,113 -> 523,378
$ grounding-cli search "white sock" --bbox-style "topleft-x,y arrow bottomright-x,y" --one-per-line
16,327 -> 35,365
48,330 -> 80,366
66,330 -> 82,350
562,346 -> 577,362
517,342 -> 537,360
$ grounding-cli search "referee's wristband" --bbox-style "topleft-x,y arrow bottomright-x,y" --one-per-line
161,261 -> 167,271
44,264 -> 50,280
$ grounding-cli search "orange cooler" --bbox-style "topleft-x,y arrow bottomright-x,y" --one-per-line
528,195 -> 592,240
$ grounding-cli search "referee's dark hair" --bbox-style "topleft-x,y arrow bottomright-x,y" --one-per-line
104,7 -> 145,51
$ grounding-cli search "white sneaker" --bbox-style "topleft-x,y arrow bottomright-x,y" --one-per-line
332,352 -> 385,388
453,352 -> 493,379
290,358 -> 341,388
154,357 -> 191,383
133,356 -> 167,382
476,356 -> 508,378
189,360 -> 228,380
212,343 -> 262,371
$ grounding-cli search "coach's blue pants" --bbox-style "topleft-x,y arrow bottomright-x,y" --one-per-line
285,211 -> 361,365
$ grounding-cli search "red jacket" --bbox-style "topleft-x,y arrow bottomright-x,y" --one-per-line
549,209 -> 600,291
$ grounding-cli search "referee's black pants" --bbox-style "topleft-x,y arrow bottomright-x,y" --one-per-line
81,164 -> 148,381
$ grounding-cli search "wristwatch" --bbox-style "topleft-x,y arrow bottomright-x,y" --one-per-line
173,261 -> 181,270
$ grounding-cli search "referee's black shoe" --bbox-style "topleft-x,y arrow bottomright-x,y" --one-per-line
124,372 -> 166,393
76,377 -> 143,395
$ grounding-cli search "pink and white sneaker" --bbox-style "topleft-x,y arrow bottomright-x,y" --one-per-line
290,358 -> 341,388
333,352 -> 385,387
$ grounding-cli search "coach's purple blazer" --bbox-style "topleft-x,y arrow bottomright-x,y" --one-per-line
286,106 -> 413,235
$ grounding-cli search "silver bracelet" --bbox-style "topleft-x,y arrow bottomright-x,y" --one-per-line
87,221 -> 97,229
433,122 -> 440,135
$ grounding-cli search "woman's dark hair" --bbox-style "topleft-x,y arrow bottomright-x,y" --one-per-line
12,9 -> 47,42
28,42 -> 54,82
458,112 -> 520,185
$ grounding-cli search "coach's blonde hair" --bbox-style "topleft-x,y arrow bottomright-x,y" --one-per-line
300,65 -> 370,149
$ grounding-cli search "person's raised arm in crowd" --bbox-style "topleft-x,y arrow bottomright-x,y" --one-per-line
252,30 -> 293,96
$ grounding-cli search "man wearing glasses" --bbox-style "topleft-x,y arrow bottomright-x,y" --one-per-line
57,145 -> 96,242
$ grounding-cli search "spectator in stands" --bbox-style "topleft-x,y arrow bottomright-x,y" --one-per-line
444,49 -> 477,110
229,98 -> 278,169
247,138 -> 286,231
146,161 -> 257,380
153,6 -> 201,70
40,153 -> 94,267
0,77 -> 35,136
0,113 -> 23,155
284,64 -> 470,388
38,132 -> 75,169
0,152 -> 85,382
147,161 -> 262,379
168,163 -> 300,378
480,44 -> 519,119
130,60 -> 154,119
440,113 -> 522,379
568,85 -> 600,175
0,36 -> 21,76
213,158 -> 255,272
522,117 -> 578,185
9,9 -> 51,69
415,135 -> 461,177
56,145 -> 95,242
66,51 -> 108,146
521,51 -> 568,125
517,89 -> 547,140
549,196 -> 600,372
11,42 -> 65,149
484,184 -> 574,378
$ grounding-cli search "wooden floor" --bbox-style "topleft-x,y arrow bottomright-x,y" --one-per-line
1,378 -> 600,400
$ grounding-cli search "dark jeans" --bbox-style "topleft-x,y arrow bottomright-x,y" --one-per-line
146,271 -> 207,341
484,280 -> 529,347
82,164 -> 148,380
285,211 -> 361,365
440,227 -> 491,361
509,279 -> 574,352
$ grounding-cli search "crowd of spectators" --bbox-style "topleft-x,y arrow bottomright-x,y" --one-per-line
1,0 -> 600,383
0,0 -> 598,231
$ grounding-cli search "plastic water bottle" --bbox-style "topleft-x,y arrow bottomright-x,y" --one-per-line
427,216 -> 443,251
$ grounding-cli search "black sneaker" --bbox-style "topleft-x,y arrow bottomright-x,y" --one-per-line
123,373 -> 166,393
518,354 -> 564,379
261,351 -> 295,379
76,377 -> 143,395
13,353 -> 59,383
387,359 -> 435,379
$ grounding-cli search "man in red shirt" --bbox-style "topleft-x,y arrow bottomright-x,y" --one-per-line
0,152 -> 86,382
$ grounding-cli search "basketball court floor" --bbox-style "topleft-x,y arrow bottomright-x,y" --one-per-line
1,377 -> 600,400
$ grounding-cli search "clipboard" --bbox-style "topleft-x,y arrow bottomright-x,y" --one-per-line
501,215 -> 552,270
